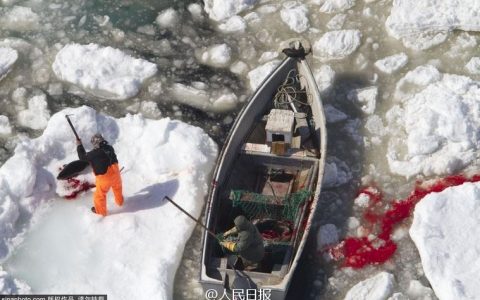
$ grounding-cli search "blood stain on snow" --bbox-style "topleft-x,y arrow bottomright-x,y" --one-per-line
64,177 -> 95,199
328,174 -> 480,269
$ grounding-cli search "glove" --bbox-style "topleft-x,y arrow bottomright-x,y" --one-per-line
215,233 -> 224,241
76,139 -> 82,145
220,241 -> 236,252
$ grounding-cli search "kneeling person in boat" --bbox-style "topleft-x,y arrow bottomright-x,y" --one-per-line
77,133 -> 124,216
220,215 -> 265,270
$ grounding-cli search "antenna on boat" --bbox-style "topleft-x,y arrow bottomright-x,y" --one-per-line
163,196 -> 217,238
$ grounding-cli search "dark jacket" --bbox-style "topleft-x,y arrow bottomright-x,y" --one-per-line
234,216 -> 265,263
77,141 -> 118,175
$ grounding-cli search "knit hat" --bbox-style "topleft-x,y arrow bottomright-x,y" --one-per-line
91,133 -> 105,148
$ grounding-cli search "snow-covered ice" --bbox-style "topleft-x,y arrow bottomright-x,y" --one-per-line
203,0 -> 259,22
465,57 -> 480,75
322,157 -> 352,188
155,8 -> 179,28
0,6 -> 40,32
17,93 -> 50,130
197,44 -> 232,68
313,30 -> 362,61
0,47 -> 17,80
344,272 -> 395,300
52,43 -> 157,100
217,16 -> 247,33
410,182 -> 480,300
314,65 -> 336,94
247,59 -> 281,90
1,106 -> 217,298
280,3 -> 309,33
387,65 -> 480,177
347,86 -> 378,115
313,0 -> 356,14
374,53 -> 408,75
386,0 -> 480,49
170,83 -> 238,113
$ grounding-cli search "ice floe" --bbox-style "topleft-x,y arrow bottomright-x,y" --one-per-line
465,57 -> 480,75
322,156 -> 353,188
312,0 -> 356,14
374,53 -> 408,75
0,106 -> 217,298
247,59 -> 282,90
52,43 -> 157,100
347,86 -> 378,114
313,30 -> 362,61
314,64 -> 336,94
170,83 -> 238,112
0,6 -> 40,31
344,272 -> 395,300
0,47 -> 17,80
17,93 -> 50,130
387,65 -> 480,177
155,8 -> 179,29
196,43 -> 232,68
386,0 -> 480,49
217,16 -> 247,33
0,116 -> 12,136
410,182 -> 480,300
203,0 -> 259,22
280,3 -> 309,33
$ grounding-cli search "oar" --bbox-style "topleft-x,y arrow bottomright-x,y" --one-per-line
163,196 -> 217,239
65,114 -> 81,141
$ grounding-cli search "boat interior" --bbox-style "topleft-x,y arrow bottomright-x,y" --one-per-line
205,67 -> 322,285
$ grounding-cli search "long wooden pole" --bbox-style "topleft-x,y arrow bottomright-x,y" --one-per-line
163,196 -> 217,238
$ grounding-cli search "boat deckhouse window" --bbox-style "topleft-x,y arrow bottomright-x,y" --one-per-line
265,109 -> 294,145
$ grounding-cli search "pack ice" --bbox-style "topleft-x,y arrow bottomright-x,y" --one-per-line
0,106 -> 217,299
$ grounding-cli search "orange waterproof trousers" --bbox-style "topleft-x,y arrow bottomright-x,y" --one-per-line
93,163 -> 124,216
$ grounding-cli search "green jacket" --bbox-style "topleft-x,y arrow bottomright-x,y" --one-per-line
234,216 -> 265,263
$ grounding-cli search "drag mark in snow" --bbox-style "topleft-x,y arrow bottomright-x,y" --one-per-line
328,174 -> 480,268
64,177 -> 95,200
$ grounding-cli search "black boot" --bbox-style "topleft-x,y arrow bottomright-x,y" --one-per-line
91,206 -> 97,214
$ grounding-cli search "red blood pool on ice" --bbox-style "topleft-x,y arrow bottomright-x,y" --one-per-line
328,174 -> 480,268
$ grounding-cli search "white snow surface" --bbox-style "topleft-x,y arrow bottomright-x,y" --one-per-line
347,86 -> 377,114
344,272 -> 395,300
155,8 -> 179,28
410,182 -> 480,300
313,30 -> 362,61
217,16 -> 247,33
375,53 -> 408,74
465,57 -> 480,75
312,0 -> 356,14
247,59 -> 282,90
0,106 -> 218,298
52,43 -> 157,100
17,94 -> 50,130
387,65 -> 480,177
280,3 -> 309,33
203,0 -> 259,22
0,47 -> 18,79
197,43 -> 232,68
386,0 -> 480,41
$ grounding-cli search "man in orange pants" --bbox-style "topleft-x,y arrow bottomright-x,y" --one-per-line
77,133 -> 123,216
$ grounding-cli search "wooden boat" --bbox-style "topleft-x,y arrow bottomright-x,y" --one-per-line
199,39 -> 327,300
